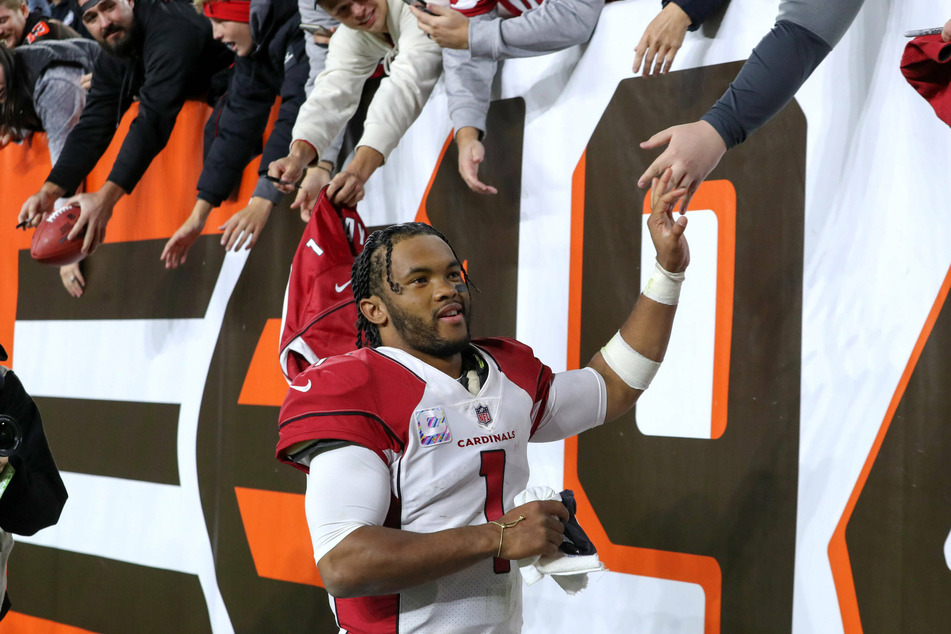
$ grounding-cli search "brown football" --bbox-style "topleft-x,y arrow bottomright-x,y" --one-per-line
30,203 -> 87,266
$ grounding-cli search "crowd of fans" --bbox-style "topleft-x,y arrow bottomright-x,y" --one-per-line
2,0 -> 727,298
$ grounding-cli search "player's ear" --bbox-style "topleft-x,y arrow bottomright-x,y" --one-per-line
360,296 -> 388,326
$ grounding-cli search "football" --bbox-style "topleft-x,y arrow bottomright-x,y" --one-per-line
30,203 -> 87,266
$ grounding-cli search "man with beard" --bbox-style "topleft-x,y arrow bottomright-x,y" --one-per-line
275,170 -> 690,632
17,0 -> 233,255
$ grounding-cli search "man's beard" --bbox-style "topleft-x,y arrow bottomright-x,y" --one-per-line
385,299 -> 472,358
100,22 -> 138,58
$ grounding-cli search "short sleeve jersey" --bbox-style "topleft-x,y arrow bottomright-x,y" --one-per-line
277,337 -> 577,633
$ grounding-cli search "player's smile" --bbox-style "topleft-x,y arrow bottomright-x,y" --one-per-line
435,302 -> 465,324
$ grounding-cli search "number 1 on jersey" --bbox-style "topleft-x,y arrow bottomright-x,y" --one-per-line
306,238 -> 324,256
480,449 -> 510,574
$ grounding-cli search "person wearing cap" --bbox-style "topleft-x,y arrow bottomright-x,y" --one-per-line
17,0 -> 234,255
160,0 -> 309,268
267,0 -> 443,211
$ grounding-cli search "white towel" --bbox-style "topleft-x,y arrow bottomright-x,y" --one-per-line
514,486 -> 605,594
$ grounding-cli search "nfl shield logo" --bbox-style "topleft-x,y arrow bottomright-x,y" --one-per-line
415,408 -> 452,447
475,404 -> 492,427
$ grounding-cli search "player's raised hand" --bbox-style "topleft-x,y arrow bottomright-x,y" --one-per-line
410,3 -> 470,49
637,119 -> 726,213
491,500 -> 568,561
647,167 -> 689,274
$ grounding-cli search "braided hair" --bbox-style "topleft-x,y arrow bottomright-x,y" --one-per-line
351,222 -> 472,349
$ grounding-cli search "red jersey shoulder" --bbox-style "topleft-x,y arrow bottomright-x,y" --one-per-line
473,337 -> 553,400
277,349 -> 428,470
280,348 -> 426,427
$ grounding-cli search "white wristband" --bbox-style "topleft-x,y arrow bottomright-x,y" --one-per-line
600,331 -> 660,391
643,261 -> 684,305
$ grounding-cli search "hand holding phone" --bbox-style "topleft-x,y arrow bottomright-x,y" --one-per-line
403,0 -> 436,16
300,22 -> 334,38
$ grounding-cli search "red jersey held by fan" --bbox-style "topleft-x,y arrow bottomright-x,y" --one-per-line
279,188 -> 367,383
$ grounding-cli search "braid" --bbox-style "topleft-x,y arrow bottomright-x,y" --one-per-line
351,222 -> 473,348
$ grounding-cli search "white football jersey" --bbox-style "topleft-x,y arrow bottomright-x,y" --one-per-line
278,337 -> 598,633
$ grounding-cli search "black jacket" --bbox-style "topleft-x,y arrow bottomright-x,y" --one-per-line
21,10 -> 80,45
197,0 -> 308,206
47,0 -> 234,195
0,368 -> 67,537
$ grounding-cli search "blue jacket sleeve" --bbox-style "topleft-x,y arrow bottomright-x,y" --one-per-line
197,56 -> 279,206
701,20 -> 830,148
252,34 -> 309,203
700,0 -> 865,148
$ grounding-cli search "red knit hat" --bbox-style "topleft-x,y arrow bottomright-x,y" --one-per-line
901,35 -> 951,127
203,0 -> 251,23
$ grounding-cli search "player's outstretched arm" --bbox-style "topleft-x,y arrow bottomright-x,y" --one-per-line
306,444 -> 568,598
587,167 -> 689,421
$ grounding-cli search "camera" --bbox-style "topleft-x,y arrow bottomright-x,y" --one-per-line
0,415 -> 22,458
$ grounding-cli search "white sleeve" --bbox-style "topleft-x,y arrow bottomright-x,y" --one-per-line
305,444 -> 391,565
290,27 -> 380,158
356,1 -> 443,159
530,367 -> 607,443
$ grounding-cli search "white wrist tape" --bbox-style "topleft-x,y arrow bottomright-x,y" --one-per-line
643,261 -> 684,305
600,331 -> 660,391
